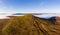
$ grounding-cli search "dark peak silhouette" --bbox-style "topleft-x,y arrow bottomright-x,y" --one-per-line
13,13 -> 24,15
34,16 -> 56,24
48,16 -> 56,24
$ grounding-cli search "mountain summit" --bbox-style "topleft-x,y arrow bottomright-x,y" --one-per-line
1,14 -> 60,35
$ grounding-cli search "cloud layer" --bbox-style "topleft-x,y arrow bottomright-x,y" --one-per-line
0,0 -> 60,19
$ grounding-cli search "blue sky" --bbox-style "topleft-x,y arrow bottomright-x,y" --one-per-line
0,0 -> 60,13
0,0 -> 60,19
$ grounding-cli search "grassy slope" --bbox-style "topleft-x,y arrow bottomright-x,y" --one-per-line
0,19 -> 10,35
1,14 -> 60,35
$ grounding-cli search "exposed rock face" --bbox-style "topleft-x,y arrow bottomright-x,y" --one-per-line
0,14 -> 60,35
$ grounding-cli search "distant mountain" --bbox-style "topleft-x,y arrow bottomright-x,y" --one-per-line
1,14 -> 60,35
13,13 -> 24,15
35,16 -> 56,24
45,16 -> 56,24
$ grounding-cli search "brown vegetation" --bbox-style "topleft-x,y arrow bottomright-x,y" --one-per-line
56,16 -> 60,25
0,19 -> 10,35
0,14 -> 60,35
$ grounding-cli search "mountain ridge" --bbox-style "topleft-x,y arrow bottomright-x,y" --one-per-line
0,14 -> 60,35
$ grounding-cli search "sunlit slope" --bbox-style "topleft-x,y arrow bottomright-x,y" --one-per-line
0,19 -> 10,35
2,14 -> 60,35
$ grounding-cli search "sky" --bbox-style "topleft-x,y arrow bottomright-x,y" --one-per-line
0,0 -> 60,19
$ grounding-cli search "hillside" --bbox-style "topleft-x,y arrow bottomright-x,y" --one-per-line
55,16 -> 60,25
1,14 -> 60,35
0,19 -> 10,35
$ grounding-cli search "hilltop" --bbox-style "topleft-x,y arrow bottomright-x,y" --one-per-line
0,14 -> 60,35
